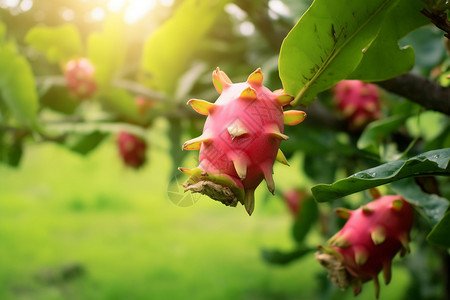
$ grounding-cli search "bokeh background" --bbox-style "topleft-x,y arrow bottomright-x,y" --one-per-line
1,0 -> 449,299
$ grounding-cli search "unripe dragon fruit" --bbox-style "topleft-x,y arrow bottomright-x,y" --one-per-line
179,68 -> 306,215
315,193 -> 414,298
333,80 -> 381,129
64,58 -> 97,99
117,131 -> 147,169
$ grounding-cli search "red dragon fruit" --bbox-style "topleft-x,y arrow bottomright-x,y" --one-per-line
64,58 -> 97,99
117,131 -> 147,169
179,68 -> 306,215
333,80 -> 381,129
315,193 -> 414,298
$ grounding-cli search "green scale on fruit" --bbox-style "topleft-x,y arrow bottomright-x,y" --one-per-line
315,191 -> 414,298
179,68 -> 306,215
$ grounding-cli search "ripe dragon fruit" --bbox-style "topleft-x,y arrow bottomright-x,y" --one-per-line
64,58 -> 97,100
179,68 -> 306,215
117,131 -> 147,169
333,80 -> 381,129
315,193 -> 414,298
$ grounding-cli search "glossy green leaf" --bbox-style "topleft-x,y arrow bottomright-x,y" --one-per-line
87,14 -> 126,87
279,0 -> 398,107
311,148 -> 450,202
348,0 -> 428,81
141,0 -> 227,96
391,178 -> 448,227
25,24 -> 83,63
261,246 -> 314,265
0,43 -> 39,128
427,210 -> 450,248
357,114 -> 410,155
292,195 -> 319,243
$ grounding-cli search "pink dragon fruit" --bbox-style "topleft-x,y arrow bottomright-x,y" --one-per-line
64,58 -> 97,99
179,68 -> 306,215
315,193 -> 414,298
333,80 -> 381,129
117,131 -> 147,169
283,188 -> 308,216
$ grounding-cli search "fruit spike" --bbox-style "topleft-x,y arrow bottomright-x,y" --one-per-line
212,67 -> 232,94
179,68 -> 305,215
187,99 -> 216,115
316,194 -> 414,298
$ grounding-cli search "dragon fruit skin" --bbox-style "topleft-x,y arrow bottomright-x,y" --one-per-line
315,195 -> 414,298
179,68 -> 306,215
333,80 -> 381,129
117,131 -> 147,169
64,58 -> 97,100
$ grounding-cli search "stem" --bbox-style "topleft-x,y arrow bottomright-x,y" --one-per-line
377,73 -> 450,116
35,76 -> 166,102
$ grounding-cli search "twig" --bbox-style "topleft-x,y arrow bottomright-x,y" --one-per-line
377,73 -> 450,116
421,8 -> 450,39
35,76 -> 166,102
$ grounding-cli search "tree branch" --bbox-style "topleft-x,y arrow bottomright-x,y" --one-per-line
376,73 -> 450,115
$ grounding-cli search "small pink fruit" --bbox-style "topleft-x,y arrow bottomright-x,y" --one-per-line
135,96 -> 155,117
315,194 -> 414,298
64,58 -> 97,99
117,131 -> 147,169
179,68 -> 306,215
283,189 -> 308,216
333,80 -> 381,129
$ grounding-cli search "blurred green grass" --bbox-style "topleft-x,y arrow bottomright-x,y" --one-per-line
0,118 -> 410,300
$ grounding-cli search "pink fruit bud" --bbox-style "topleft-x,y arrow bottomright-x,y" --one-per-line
179,68 -> 306,215
64,58 -> 97,100
315,195 -> 414,298
283,189 -> 308,216
117,131 -> 147,169
333,80 -> 381,129
135,96 -> 155,117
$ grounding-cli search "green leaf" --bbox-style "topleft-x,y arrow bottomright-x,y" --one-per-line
25,24 -> 83,63
98,87 -> 140,122
406,111 -> 449,142
0,131 -> 23,167
348,0 -> 428,81
87,14 -> 126,88
427,210 -> 450,248
261,246 -> 314,265
0,43 -> 39,128
279,0 -> 398,107
311,148 -> 450,202
357,114 -> 410,155
292,196 -> 319,243
39,83 -> 80,115
141,0 -> 227,96
64,131 -> 108,155
391,178 -> 448,227
303,153 -> 337,184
